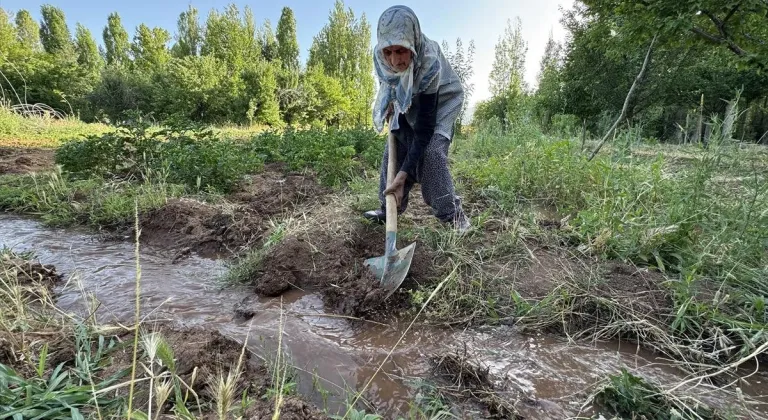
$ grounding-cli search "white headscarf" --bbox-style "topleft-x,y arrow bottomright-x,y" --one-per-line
372,5 -> 442,132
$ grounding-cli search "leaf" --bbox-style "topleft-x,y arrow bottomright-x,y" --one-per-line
37,344 -> 48,378
70,408 -> 85,420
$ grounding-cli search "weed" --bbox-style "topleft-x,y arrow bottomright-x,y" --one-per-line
589,368 -> 720,420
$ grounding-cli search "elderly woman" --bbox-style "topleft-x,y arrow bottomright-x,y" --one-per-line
363,5 -> 470,232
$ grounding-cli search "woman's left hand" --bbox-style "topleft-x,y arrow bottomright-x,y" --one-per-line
383,171 -> 408,209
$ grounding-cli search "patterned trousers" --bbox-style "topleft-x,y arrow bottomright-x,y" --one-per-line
377,128 -> 465,223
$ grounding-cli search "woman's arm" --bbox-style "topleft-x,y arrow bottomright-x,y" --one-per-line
400,91 -> 438,181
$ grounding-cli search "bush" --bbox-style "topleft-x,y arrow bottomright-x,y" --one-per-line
249,126 -> 383,186
55,116 -> 263,193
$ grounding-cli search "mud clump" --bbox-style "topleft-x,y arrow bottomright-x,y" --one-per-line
596,262 -> 671,314
430,351 -> 523,419
230,163 -> 330,217
0,253 -> 62,292
135,166 -> 326,258
137,198 -> 261,258
90,326 -> 327,418
246,396 -> 330,420
253,225 -> 435,322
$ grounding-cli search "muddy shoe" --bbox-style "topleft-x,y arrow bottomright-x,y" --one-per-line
363,209 -> 386,224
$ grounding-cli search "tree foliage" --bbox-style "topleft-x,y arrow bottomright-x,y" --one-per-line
103,12 -> 130,67
489,17 -> 528,96
308,0 -> 374,126
74,24 -> 102,72
15,10 -> 41,53
531,1 -> 768,142
171,6 -> 202,58
441,38 -> 476,132
276,7 -> 300,71
39,5 -> 72,56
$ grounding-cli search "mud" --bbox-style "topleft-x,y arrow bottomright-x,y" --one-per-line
251,225 -> 435,322
0,147 -> 55,175
134,164 -> 327,259
93,326 -> 329,419
0,253 -> 62,291
431,351 -> 522,419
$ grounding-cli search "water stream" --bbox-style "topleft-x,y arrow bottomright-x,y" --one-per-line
2,214 -> 766,418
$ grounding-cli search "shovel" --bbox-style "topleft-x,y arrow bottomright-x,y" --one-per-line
364,131 -> 416,298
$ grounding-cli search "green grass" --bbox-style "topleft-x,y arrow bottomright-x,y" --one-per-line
0,106 -> 110,148
589,368 -> 725,419
405,119 -> 768,367
0,166 -> 185,228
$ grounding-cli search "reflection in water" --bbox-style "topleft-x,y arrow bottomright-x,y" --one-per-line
1,214 -> 766,418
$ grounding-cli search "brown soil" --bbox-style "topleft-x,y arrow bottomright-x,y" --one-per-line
0,147 -> 54,175
250,224 -> 436,322
93,326 -> 329,419
594,261 -> 672,314
134,164 -> 328,259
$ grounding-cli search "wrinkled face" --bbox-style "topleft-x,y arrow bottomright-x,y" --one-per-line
382,45 -> 412,72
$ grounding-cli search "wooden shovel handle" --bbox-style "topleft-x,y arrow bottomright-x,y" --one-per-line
385,131 -> 398,236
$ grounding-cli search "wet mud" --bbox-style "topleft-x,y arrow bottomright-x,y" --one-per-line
251,224 -> 435,322
134,164 -> 328,259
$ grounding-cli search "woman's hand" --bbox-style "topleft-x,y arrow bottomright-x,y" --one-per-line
383,171 -> 408,209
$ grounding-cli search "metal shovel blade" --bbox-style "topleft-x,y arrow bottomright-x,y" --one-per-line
364,234 -> 416,298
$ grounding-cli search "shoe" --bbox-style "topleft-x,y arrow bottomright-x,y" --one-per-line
363,209 -> 386,224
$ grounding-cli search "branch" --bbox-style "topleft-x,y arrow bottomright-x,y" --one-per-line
722,3 -> 742,25
588,35 -> 657,162
690,26 -> 725,44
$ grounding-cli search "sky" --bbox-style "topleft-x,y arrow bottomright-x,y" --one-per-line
0,0 -> 575,107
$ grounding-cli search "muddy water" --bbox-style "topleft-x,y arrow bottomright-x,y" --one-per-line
2,214 -> 767,419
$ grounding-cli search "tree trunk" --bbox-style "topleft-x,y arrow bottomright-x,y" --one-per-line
588,35 -> 657,162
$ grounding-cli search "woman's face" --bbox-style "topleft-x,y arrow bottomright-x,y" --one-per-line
382,45 -> 412,72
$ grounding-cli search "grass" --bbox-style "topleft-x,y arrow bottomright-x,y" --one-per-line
0,166 -> 185,228
0,106 -> 110,148
586,368 -> 730,420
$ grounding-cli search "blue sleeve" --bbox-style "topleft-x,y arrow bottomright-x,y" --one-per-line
401,91 -> 438,181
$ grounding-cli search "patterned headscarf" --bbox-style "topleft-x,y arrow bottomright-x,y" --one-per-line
372,5 -> 441,132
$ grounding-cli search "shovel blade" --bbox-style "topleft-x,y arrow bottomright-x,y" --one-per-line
364,242 -> 416,298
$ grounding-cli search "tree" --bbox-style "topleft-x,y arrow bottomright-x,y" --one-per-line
39,5 -> 72,56
534,30 -> 564,130
308,0 -> 374,126
258,20 -> 278,62
276,7 -> 299,71
75,23 -> 102,71
581,0 -> 768,70
0,9 -> 17,62
537,30 -> 561,85
441,38 -> 476,132
15,10 -> 41,53
171,5 -> 202,58
131,24 -> 171,71
489,17 -> 528,96
103,12 -> 130,66
201,4 -> 260,71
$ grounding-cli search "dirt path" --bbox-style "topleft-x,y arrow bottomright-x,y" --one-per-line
0,146 -> 55,174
